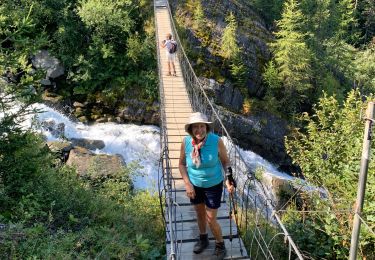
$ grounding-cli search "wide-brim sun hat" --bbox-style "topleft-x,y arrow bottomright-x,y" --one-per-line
184,112 -> 212,132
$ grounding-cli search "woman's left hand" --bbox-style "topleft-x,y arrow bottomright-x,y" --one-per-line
225,179 -> 235,194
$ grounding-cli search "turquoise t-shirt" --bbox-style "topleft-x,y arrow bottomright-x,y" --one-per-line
184,132 -> 223,188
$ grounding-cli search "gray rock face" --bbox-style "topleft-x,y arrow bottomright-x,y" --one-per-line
40,78 -> 52,86
201,78 -> 244,112
171,0 -> 272,98
66,147 -> 125,178
215,107 -> 294,170
120,98 -> 160,125
40,120 -> 65,138
31,50 -> 65,79
47,141 -> 73,153
70,138 -> 105,150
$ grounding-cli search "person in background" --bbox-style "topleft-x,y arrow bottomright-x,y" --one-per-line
161,33 -> 177,76
179,112 -> 236,260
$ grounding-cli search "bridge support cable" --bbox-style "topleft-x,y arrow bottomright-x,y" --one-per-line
161,1 -> 304,259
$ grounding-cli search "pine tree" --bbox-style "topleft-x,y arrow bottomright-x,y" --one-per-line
354,41 -> 375,94
220,12 -> 248,88
221,12 -> 240,60
193,0 -> 205,30
271,0 -> 312,110
359,0 -> 375,42
336,0 -> 360,44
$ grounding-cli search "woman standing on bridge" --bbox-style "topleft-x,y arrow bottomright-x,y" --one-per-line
161,33 -> 177,76
179,112 -> 235,259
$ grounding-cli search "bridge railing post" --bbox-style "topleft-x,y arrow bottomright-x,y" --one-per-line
349,101 -> 374,260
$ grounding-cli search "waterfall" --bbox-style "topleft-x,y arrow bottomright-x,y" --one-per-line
18,104 -> 297,191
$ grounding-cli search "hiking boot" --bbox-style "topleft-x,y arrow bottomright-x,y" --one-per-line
173,71 -> 177,76
166,72 -> 172,76
193,234 -> 209,254
211,241 -> 226,260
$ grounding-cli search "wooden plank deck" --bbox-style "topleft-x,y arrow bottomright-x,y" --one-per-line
155,4 -> 249,259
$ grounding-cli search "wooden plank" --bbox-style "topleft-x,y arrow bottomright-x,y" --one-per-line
168,150 -> 181,159
172,179 -> 185,190
166,135 -> 184,143
166,129 -> 188,136
165,117 -> 189,123
164,102 -> 191,107
167,142 -> 182,150
162,95 -> 188,99
164,95 -> 189,99
169,158 -> 179,168
166,117 -> 188,124
163,100 -> 190,104
166,204 -> 231,222
166,221 -> 239,242
166,123 -> 186,130
166,238 -> 249,260
164,91 -> 189,95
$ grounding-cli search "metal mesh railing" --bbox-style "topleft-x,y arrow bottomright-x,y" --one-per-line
154,2 -> 179,259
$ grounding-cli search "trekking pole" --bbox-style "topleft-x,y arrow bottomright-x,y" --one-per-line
229,190 -> 233,242
229,187 -> 244,256
228,188 -> 234,260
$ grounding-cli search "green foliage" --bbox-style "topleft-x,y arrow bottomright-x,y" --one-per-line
77,0 -> 133,33
263,60 -> 281,90
240,207 -> 289,259
354,41 -> 375,95
357,0 -> 375,43
317,72 -> 345,103
229,56 -> 248,89
284,90 -> 375,258
0,130 -> 164,258
249,0 -> 285,27
269,0 -> 312,113
336,0 -> 359,44
221,12 -> 240,60
321,39 -> 356,88
0,3 -> 47,96
220,13 -> 249,89
193,0 -> 205,31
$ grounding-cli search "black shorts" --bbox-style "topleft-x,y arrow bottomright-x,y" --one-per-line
190,182 -> 223,209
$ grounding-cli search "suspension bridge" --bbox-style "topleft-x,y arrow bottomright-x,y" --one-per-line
154,1 -> 305,259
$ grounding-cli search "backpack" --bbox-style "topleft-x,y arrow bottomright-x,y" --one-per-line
168,40 -> 177,54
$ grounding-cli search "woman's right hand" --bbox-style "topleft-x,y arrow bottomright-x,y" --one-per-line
185,183 -> 195,199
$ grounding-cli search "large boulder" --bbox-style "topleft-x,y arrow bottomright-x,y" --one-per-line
70,138 -> 105,150
47,140 -> 73,163
261,173 -> 294,210
40,120 -> 65,139
31,50 -> 65,80
66,147 -> 125,179
47,141 -> 73,153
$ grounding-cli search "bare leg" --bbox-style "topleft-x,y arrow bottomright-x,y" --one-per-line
172,62 -> 176,75
206,207 -> 223,242
194,203 -> 207,234
167,61 -> 171,74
